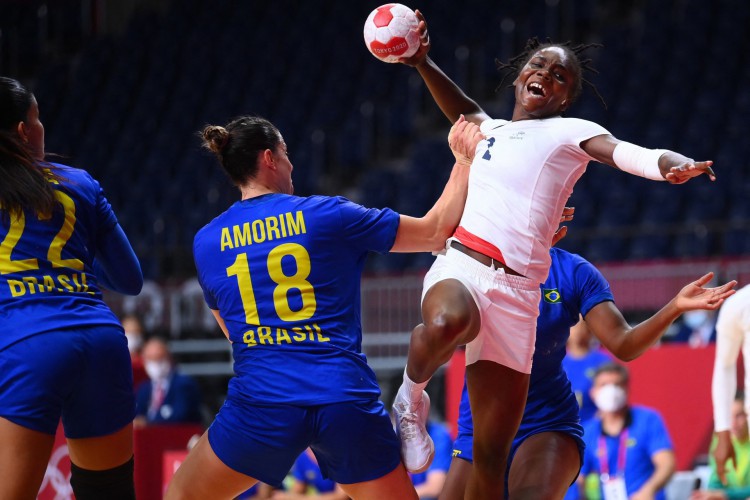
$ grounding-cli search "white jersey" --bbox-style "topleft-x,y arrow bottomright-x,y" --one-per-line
712,284 -> 750,431
458,116 -> 609,283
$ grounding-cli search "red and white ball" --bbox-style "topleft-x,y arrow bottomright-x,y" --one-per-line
363,3 -> 420,63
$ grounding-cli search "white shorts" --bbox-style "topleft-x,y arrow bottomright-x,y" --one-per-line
421,246 -> 540,374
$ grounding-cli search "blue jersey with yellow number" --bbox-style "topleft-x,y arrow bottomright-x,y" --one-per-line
457,247 -> 614,439
0,163 -> 121,350
193,193 -> 399,405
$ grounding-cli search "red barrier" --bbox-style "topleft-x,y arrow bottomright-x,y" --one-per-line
134,424 -> 204,500
37,423 -> 203,499
445,344 -> 721,471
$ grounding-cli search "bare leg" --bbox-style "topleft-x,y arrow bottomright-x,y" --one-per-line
394,279 -> 481,472
439,457 -> 472,500
165,432 -> 258,500
339,462 -> 418,500
67,422 -> 133,470
507,432 -> 581,500
465,361 -> 529,500
406,279 -> 481,384
0,417 -> 55,500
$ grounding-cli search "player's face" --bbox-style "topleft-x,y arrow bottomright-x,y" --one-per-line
592,371 -> 627,391
22,97 -> 45,160
513,47 -> 575,119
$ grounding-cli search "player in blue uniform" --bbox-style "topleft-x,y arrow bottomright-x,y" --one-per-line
441,245 -> 736,500
0,77 -> 143,499
165,115 -> 478,499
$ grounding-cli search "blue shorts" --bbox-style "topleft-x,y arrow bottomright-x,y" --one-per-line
452,420 -> 585,478
208,397 -> 402,486
0,327 -> 135,438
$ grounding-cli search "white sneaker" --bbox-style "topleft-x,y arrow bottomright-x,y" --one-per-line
393,389 -> 434,473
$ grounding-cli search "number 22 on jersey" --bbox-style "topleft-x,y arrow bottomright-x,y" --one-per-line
0,190 -> 83,274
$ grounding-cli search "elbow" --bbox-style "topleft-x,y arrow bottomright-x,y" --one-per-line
122,277 -> 144,296
609,345 -> 639,362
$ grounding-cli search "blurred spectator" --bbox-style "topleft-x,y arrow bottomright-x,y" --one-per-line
121,314 -> 148,390
271,448 -> 347,499
692,394 -> 750,500
562,316 -> 613,422
710,284 -> 750,487
134,337 -> 203,427
579,363 -> 675,500
670,309 -> 717,346
409,420 -> 452,499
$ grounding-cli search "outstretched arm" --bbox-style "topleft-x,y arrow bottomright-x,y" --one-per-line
585,272 -> 736,361
391,116 -> 481,252
397,10 -> 490,126
711,316 -> 745,485
581,133 -> 716,184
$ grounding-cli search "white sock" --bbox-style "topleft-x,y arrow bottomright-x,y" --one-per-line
400,366 -> 429,403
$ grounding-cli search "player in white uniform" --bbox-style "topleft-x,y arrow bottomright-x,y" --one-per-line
711,284 -> 750,486
387,12 -> 720,499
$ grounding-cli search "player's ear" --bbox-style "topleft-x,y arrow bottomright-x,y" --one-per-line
261,148 -> 275,167
16,121 -> 29,143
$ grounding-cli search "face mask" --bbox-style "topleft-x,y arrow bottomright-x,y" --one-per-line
125,332 -> 142,353
683,310 -> 708,329
594,384 -> 627,413
144,360 -> 171,382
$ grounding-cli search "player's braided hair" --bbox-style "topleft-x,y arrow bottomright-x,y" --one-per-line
495,38 -> 607,109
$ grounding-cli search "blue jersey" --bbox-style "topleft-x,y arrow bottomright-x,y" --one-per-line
0,163 -> 122,350
581,406 -> 674,500
457,247 -> 614,442
193,193 -> 399,405
562,349 -> 613,422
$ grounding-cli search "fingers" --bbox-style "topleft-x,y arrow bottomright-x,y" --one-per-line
693,272 -> 714,287
667,160 -> 716,182
717,462 -> 728,486
448,115 -> 484,164
551,225 -> 568,246
559,206 -> 575,222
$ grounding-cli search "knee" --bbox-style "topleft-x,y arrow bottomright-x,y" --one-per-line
422,306 -> 475,344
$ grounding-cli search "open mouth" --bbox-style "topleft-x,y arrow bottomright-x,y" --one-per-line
527,82 -> 546,97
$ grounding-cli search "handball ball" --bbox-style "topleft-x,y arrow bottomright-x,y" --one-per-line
363,3 -> 420,63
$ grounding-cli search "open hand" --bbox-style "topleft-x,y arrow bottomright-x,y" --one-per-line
713,430 -> 736,486
665,160 -> 716,183
674,272 -> 737,312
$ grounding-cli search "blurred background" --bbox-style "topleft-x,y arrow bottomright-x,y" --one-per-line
4,0 -> 750,494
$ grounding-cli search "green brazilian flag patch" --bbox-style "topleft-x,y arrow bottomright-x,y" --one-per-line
542,288 -> 562,304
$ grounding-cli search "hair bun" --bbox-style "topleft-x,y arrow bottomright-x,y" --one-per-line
201,125 -> 229,154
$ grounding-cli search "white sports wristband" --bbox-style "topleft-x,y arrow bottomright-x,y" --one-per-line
612,141 -> 668,181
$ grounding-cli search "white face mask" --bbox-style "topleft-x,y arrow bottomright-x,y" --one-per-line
125,332 -> 143,353
594,384 -> 627,413
144,360 -> 171,382
683,310 -> 708,329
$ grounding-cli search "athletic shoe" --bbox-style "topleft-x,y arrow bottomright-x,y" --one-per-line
392,389 -> 434,473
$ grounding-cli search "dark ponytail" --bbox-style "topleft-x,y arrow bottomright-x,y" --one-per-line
0,76 -> 60,219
